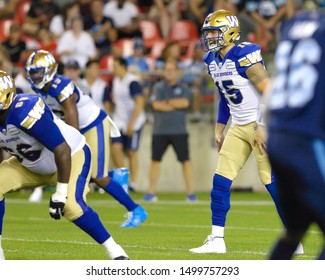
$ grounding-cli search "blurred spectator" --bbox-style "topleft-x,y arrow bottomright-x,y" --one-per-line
185,0 -> 217,33
125,38 -> 149,80
38,26 -> 58,59
148,0 -> 180,38
125,37 -> 151,112
63,59 -> 91,96
81,59 -> 110,110
215,0 -> 258,43
49,1 -> 80,39
56,16 -> 97,69
137,0 -> 154,14
106,57 -> 146,192
0,0 -> 21,19
77,0 -> 92,18
14,69 -> 33,94
103,0 -> 142,40
84,0 -> 117,59
182,42 -> 208,122
155,41 -> 183,76
143,57 -> 196,202
246,0 -> 287,50
0,45 -> 13,74
1,23 -> 26,66
23,0 -> 60,36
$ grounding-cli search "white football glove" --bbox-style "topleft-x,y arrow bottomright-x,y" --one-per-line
49,183 -> 68,220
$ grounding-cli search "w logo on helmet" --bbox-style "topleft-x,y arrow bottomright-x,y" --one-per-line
0,75 -> 14,90
226,16 -> 239,28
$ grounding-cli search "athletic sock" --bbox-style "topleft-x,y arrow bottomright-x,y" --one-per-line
104,179 -> 138,211
212,225 -> 224,237
211,174 -> 232,226
73,207 -> 110,244
265,182 -> 287,227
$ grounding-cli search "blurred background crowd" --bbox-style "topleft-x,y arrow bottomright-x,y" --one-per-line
0,0 -> 323,120
0,0 -> 323,193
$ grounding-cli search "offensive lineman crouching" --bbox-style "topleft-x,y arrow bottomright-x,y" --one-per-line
0,70 -> 128,260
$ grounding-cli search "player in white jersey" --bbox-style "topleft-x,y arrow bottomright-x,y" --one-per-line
24,50 -> 147,228
0,71 -> 128,260
189,10 -> 303,254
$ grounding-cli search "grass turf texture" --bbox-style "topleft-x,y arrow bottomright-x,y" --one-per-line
2,191 -> 322,260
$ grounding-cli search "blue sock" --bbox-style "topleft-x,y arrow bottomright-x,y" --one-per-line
0,199 -> 4,235
73,207 -> 110,244
104,179 -> 138,211
265,181 -> 287,227
210,174 -> 232,226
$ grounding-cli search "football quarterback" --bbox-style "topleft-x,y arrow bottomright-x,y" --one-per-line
189,10 -> 303,255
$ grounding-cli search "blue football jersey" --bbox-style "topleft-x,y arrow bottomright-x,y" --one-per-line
204,42 -> 265,125
32,74 -> 102,131
0,93 -> 85,175
268,11 -> 325,140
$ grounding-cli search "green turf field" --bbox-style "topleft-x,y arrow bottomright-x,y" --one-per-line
2,190 -> 322,260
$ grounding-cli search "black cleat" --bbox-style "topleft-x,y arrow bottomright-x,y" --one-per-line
113,256 -> 129,260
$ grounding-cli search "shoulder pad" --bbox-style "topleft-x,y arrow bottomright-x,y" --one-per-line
49,74 -> 75,102
234,43 -> 263,67
10,94 -> 46,129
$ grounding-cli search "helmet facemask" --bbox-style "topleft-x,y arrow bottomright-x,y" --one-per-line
0,71 -> 16,112
200,10 -> 241,52
200,26 -> 229,52
25,50 -> 58,89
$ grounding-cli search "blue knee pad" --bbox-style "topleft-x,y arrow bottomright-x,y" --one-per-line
210,174 -> 232,227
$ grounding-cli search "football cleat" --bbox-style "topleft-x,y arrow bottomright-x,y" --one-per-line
142,193 -> 158,202
120,205 -> 148,228
113,256 -> 129,260
294,242 -> 304,255
25,50 -> 58,89
0,70 -> 16,112
201,10 -> 240,52
107,244 -> 129,260
189,235 -> 226,254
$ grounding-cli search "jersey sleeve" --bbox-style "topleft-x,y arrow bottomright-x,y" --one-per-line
14,96 -> 66,151
129,80 -> 143,98
217,93 -> 230,124
235,43 -> 264,78
49,75 -> 76,104
102,85 -> 111,102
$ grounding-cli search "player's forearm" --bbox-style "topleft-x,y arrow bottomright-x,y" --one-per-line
64,109 -> 79,130
53,142 -> 71,184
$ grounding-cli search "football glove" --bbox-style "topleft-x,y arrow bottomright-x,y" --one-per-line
49,182 -> 68,220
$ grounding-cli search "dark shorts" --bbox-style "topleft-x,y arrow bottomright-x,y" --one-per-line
268,132 -> 325,234
152,134 -> 189,162
111,128 -> 143,151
